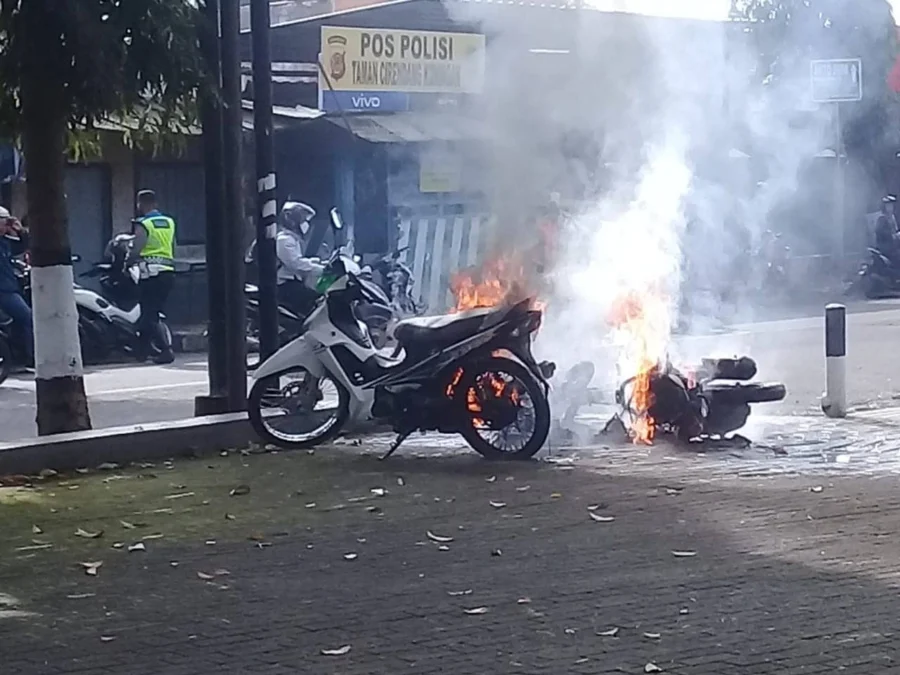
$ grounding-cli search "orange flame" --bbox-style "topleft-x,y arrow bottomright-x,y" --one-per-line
451,257 -> 528,312
609,290 -> 668,445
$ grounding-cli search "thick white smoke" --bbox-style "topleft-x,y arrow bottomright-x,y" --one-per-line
441,0 -> 876,400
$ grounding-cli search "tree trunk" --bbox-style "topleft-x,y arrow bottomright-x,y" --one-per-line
20,78 -> 91,435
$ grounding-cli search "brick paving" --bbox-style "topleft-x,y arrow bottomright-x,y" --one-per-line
3,448 -> 900,674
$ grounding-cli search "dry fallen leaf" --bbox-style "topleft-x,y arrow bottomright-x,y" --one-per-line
516,485 -> 531,492
321,645 -> 351,656
31,524 -> 42,535
164,492 -> 195,500
489,501 -> 507,509
491,549 -> 502,557
517,597 -> 531,604
438,545 -> 450,551
643,632 -> 661,639
81,561 -> 103,576
75,528 -> 103,539
142,533 -> 165,541
97,462 -> 119,471
225,513 -> 236,521
645,663 -> 663,673
396,477 -> 405,486
343,553 -> 358,561
67,593 -> 95,600
810,486 -> 824,493
128,542 -> 146,553
370,488 -> 386,497
550,492 -> 562,499
597,627 -> 619,637
486,475 -> 497,483
464,607 -> 489,615
100,635 -> 116,642
447,589 -> 473,597
426,531 -> 454,543
229,485 -> 251,497
197,571 -> 215,580
589,512 -> 615,523
671,550 -> 697,558
119,521 -> 136,530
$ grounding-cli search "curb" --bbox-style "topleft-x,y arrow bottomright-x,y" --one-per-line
0,413 -> 254,476
172,331 -> 208,354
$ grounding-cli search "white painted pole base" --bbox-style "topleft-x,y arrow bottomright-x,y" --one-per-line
822,355 -> 846,418
31,264 -> 84,380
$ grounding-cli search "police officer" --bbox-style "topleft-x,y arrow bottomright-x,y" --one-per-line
132,189 -> 176,364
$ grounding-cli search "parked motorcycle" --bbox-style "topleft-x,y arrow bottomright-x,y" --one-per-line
247,249 -> 556,460
75,233 -> 173,363
364,247 -> 426,318
856,246 -> 900,298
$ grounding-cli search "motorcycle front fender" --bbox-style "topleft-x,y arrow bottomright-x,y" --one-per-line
253,335 -> 326,382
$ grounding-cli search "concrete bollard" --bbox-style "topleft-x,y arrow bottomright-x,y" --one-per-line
822,303 -> 847,418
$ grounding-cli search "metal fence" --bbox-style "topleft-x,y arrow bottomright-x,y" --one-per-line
396,215 -> 492,313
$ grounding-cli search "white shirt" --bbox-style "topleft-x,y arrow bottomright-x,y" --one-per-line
275,228 -> 324,284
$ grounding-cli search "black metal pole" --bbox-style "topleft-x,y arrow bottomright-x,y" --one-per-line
194,0 -> 228,416
220,0 -> 247,410
250,0 -> 279,360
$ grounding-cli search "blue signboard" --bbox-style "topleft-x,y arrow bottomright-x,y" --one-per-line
320,89 -> 409,113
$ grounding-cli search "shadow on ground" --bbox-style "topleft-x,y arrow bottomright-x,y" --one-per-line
1,449 -> 899,674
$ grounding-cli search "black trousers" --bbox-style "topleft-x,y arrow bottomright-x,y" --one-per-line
277,279 -> 319,319
137,271 -> 174,355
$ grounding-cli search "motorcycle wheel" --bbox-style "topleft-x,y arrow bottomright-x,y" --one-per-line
457,356 -> 551,460
150,322 -> 173,356
248,366 -> 350,450
0,336 -> 11,386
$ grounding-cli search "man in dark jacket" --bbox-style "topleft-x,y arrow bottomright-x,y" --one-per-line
0,206 -> 32,362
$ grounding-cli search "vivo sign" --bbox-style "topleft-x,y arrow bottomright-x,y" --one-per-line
352,93 -> 382,108
320,89 -> 409,113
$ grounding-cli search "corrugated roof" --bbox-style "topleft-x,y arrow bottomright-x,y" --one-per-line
327,112 -> 484,142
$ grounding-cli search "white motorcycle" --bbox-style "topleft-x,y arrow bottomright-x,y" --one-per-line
75,233 -> 173,362
247,249 -> 556,460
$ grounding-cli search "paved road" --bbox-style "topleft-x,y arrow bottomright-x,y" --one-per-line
0,356 -> 210,441
2,298 -> 900,441
4,448 -> 900,673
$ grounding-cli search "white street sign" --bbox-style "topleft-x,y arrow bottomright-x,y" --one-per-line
810,58 -> 863,103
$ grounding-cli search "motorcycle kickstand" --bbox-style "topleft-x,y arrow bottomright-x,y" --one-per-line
380,431 -> 411,461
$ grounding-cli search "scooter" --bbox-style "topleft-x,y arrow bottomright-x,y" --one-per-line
247,246 -> 556,460
75,233 -> 173,363
857,247 -> 900,298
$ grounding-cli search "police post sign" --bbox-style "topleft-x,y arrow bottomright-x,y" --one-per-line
319,26 -> 485,95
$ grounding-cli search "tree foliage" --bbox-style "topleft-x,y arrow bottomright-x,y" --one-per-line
0,0 -> 209,142
731,0 -> 899,182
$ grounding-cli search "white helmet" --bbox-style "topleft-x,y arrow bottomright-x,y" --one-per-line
281,201 -> 315,235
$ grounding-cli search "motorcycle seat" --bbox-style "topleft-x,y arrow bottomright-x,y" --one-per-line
394,307 -> 494,348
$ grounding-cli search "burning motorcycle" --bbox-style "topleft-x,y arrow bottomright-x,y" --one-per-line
247,250 -> 555,460
613,356 -> 786,443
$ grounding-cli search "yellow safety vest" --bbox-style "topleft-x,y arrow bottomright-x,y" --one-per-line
138,214 -> 176,271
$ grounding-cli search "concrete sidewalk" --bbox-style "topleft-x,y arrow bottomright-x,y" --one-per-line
3,448 -> 900,674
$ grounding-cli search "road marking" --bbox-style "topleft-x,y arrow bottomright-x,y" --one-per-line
90,381 -> 208,396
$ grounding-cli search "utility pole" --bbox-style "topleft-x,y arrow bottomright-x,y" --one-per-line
195,0 -> 228,416
220,0 -> 248,410
250,0 -> 279,361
